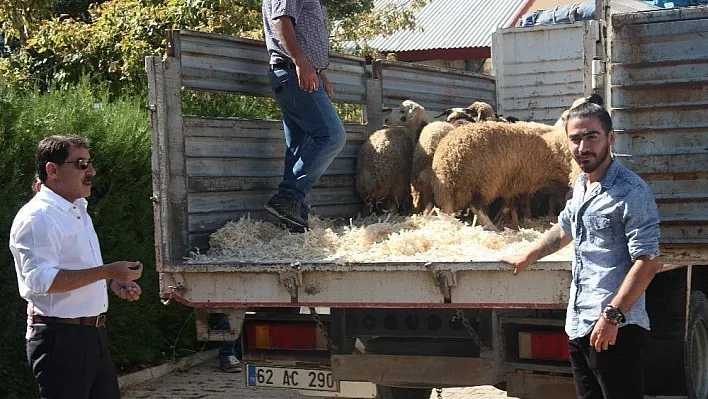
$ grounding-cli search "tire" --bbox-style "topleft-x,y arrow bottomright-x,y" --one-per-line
685,291 -> 708,399
377,385 -> 432,399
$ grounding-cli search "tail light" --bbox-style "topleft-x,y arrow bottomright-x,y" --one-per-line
518,331 -> 570,361
246,323 -> 328,351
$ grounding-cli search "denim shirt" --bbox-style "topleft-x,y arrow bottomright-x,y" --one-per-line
559,160 -> 661,339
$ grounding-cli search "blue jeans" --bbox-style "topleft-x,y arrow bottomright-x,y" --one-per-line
268,66 -> 347,219
216,313 -> 240,360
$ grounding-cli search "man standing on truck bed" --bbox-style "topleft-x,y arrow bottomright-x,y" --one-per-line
10,135 -> 144,399
261,0 -> 347,232
502,102 -> 661,399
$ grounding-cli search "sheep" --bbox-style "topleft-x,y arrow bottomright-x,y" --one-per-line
383,99 -> 429,133
485,121 -> 557,225
467,101 -> 496,122
554,93 -> 605,127
430,121 -> 570,230
436,108 -> 475,124
514,120 -> 555,135
539,127 -> 576,215
410,121 -> 456,214
356,100 -> 429,215
436,101 -> 497,124
496,114 -> 521,123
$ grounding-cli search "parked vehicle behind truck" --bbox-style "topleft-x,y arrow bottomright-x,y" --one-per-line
146,2 -> 708,398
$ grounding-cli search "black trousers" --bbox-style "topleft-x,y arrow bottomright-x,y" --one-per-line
26,323 -> 119,399
568,324 -> 645,399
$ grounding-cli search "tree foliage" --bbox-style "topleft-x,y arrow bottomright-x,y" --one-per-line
0,0 -> 427,95
0,0 -> 58,44
330,0 -> 427,58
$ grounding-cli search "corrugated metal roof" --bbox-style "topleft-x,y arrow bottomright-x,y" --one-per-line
368,0 -> 529,52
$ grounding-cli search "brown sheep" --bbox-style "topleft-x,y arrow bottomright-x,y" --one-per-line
410,121 -> 456,214
356,100 -> 429,215
431,121 -> 570,230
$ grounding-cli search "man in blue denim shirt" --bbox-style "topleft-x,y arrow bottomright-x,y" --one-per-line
502,102 -> 661,399
262,0 -> 347,232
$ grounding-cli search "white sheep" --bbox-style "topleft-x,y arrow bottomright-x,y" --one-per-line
410,121 -> 456,214
431,121 -> 570,230
356,100 -> 429,215
554,93 -> 605,127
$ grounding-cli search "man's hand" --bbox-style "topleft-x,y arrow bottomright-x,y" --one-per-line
320,71 -> 335,99
106,261 -> 143,281
110,279 -> 141,301
590,316 -> 619,352
272,16 -> 320,93
501,224 -> 571,275
500,253 -> 534,275
296,61 -> 319,93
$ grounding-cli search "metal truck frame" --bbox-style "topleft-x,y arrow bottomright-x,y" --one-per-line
145,2 -> 708,398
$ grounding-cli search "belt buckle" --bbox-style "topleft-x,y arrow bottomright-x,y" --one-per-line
95,314 -> 106,328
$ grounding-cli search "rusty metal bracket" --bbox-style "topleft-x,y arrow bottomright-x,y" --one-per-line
427,263 -> 457,303
279,268 -> 303,303
160,273 -> 187,305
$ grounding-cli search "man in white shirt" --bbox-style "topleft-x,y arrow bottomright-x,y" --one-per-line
10,135 -> 144,399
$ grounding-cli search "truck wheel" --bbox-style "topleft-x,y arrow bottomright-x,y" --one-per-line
685,291 -> 708,399
376,385 -> 431,399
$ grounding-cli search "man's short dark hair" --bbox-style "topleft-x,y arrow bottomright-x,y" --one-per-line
565,102 -> 613,134
36,135 -> 90,183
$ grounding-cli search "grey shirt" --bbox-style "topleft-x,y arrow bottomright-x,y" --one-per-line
559,160 -> 661,340
262,0 -> 330,69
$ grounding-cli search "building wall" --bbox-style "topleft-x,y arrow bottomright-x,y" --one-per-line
407,58 -> 493,75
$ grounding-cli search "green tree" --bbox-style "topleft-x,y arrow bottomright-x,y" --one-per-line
0,0 -> 58,45
330,0 -> 427,57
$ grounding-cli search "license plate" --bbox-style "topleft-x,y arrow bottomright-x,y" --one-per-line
246,364 -> 338,391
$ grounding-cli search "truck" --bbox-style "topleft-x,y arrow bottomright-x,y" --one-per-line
145,2 -> 708,398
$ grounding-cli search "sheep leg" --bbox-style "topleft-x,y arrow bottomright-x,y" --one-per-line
493,198 -> 515,225
411,186 -> 422,214
548,195 -> 559,216
362,201 -> 372,217
470,205 -> 498,231
520,194 -> 532,221
419,191 -> 435,216
509,207 -> 520,230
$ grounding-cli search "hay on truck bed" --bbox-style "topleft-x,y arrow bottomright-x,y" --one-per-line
186,212 -> 574,264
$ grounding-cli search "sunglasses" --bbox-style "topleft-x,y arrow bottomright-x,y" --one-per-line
62,158 -> 94,170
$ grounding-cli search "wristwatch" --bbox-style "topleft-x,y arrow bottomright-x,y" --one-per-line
602,305 -> 626,324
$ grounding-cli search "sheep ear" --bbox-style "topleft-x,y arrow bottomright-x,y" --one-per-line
382,107 -> 392,113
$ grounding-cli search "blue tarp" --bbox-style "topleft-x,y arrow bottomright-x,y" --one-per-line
518,2 -> 596,27
644,0 -> 708,7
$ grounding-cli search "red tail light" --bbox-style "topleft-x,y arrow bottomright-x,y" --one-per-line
518,331 -> 570,361
246,323 -> 328,351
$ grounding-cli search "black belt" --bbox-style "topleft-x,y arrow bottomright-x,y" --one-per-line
31,314 -> 107,328
272,62 -> 296,70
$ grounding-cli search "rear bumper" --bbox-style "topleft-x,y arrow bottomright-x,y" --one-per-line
332,354 -> 498,387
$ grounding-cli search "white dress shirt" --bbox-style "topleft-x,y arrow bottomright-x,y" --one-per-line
9,185 -> 108,319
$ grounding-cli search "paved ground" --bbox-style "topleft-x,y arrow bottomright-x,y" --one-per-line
121,355 -> 516,399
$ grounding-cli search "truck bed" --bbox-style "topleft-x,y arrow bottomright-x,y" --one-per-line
160,259 -> 573,309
